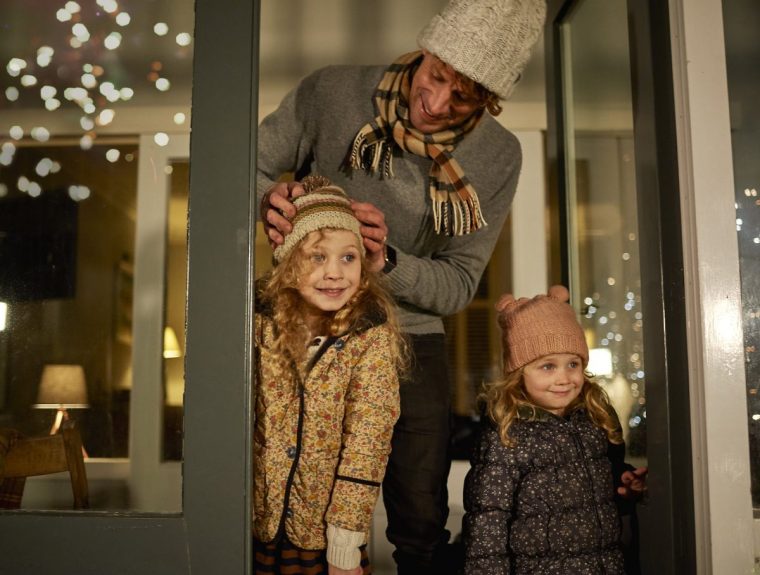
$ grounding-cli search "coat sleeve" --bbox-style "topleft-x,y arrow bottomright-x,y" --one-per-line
462,425 -> 520,575
325,325 -> 401,534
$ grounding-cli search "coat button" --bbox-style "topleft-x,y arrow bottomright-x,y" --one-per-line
286,446 -> 296,459
334,339 -> 345,350
285,508 -> 293,519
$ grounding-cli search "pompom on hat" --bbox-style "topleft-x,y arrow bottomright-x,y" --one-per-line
417,0 -> 547,100
496,285 -> 589,373
272,175 -> 364,263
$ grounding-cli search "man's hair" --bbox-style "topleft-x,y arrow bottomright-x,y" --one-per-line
443,60 -> 503,116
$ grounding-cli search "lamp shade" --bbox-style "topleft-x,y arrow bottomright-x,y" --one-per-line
34,364 -> 89,408
588,348 -> 614,378
163,326 -> 182,359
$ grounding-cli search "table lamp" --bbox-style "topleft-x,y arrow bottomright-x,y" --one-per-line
34,364 -> 89,435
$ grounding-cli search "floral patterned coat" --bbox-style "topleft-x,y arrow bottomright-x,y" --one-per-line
253,311 -> 400,550
463,407 -> 625,574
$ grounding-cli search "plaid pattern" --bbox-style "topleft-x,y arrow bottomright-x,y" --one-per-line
0,428 -> 26,509
345,51 -> 487,236
253,537 -> 371,575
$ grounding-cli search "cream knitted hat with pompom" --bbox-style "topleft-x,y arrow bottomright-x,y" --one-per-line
496,285 -> 589,373
417,0 -> 547,100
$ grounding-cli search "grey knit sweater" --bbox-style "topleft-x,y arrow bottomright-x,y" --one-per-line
257,64 -> 522,334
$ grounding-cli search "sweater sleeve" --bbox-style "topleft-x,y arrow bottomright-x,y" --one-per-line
255,71 -> 320,211
463,425 -> 519,575
325,325 -> 400,534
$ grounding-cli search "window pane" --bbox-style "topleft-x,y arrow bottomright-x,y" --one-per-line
0,0 -> 193,511
560,0 -> 647,466
723,0 -> 760,510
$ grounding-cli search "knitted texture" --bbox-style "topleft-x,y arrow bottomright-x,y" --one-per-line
418,0 -> 547,100
326,524 -> 365,570
273,177 -> 364,263
497,285 -> 588,372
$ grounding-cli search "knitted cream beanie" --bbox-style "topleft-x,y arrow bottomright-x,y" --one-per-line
417,0 -> 547,100
497,285 -> 588,373
272,175 -> 364,263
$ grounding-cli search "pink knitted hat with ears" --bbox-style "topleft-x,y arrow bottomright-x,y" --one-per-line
496,285 -> 588,373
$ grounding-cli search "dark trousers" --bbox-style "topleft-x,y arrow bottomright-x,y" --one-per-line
382,334 -> 454,575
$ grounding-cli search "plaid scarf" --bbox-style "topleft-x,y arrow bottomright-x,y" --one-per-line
345,51 -> 487,236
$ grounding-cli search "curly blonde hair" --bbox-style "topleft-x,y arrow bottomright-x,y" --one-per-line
483,364 -> 623,448
445,62 -> 503,116
258,229 -> 408,374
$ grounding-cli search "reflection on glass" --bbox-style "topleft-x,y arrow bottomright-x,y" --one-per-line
723,0 -> 760,509
163,160 -> 188,462
560,0 -> 646,464
0,0 -> 193,510
0,141 -> 138,461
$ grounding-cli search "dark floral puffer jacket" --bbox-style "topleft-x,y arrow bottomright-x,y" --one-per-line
463,407 -> 625,575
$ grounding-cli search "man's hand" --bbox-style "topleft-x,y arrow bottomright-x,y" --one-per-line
328,564 -> 362,575
260,181 -> 305,248
351,200 -> 388,274
618,467 -> 648,499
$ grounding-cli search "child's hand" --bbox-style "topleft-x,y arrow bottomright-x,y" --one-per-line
617,466 -> 648,499
328,564 -> 362,575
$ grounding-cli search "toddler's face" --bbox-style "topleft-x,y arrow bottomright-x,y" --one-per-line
522,353 -> 584,416
297,229 -> 362,326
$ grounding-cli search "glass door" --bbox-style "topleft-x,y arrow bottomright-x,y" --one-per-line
0,0 -> 258,571
546,1 -> 696,573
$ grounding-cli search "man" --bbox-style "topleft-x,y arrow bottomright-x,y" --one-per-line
257,1 -> 546,573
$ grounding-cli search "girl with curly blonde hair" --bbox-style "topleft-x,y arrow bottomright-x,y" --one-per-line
253,176 -> 406,575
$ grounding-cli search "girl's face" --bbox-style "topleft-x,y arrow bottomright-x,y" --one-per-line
297,229 -> 362,327
522,353 -> 585,416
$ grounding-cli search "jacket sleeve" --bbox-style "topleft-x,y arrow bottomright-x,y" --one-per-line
463,425 -> 520,575
605,409 -> 636,516
325,325 -> 401,534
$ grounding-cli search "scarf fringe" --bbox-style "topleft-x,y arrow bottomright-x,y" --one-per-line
348,134 -> 395,178
431,188 -> 487,236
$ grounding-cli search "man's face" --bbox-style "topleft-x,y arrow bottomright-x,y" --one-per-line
408,51 -> 482,134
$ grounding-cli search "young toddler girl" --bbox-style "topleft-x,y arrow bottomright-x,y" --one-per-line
253,176 -> 404,575
462,285 -> 645,574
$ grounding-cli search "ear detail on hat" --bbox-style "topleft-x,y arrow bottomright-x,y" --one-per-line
495,293 -> 516,312
548,284 -> 569,302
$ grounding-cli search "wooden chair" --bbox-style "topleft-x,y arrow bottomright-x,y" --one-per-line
0,421 -> 89,509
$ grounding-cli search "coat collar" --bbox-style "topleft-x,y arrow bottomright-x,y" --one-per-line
516,404 -> 586,423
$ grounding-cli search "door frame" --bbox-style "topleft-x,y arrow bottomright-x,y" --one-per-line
0,0 -> 260,572
668,0 -> 755,572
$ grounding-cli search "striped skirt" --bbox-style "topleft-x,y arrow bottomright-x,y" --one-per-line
253,536 -> 372,574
